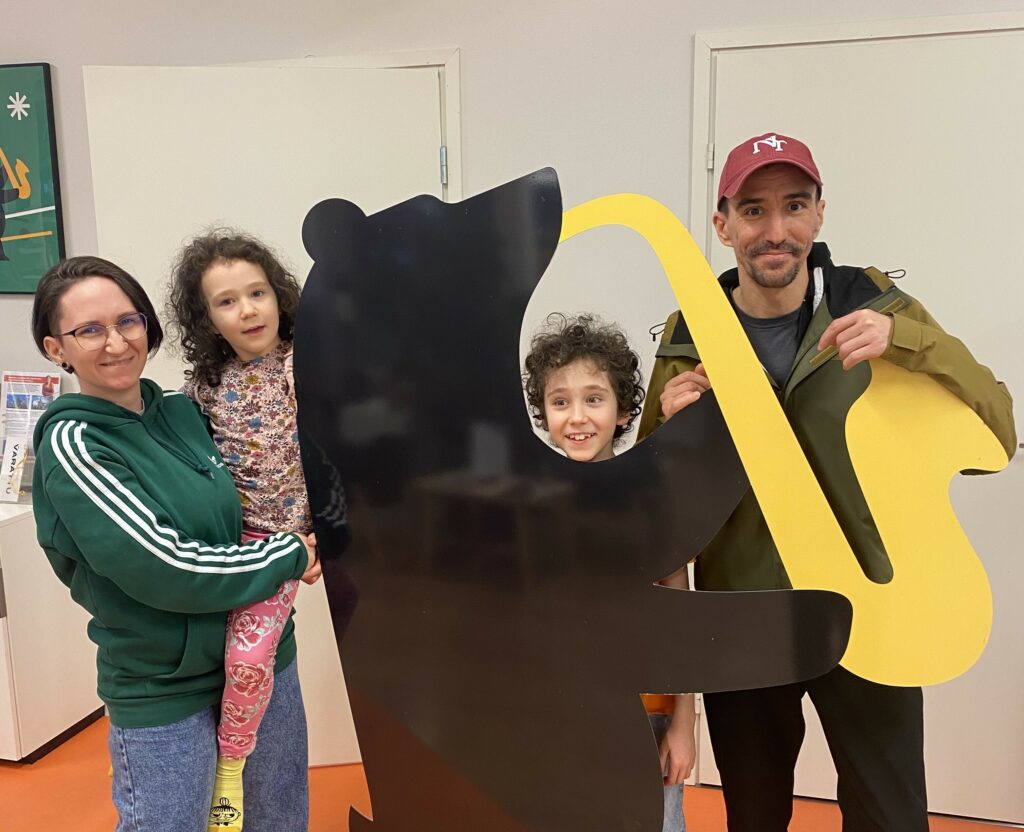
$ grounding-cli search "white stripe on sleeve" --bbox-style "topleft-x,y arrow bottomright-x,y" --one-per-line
49,420 -> 301,574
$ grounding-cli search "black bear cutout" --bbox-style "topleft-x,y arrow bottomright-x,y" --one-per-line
295,169 -> 852,830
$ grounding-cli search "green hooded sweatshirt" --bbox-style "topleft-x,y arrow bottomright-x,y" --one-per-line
32,379 -> 309,728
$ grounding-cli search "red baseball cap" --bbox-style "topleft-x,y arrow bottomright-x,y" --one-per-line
717,132 -> 822,203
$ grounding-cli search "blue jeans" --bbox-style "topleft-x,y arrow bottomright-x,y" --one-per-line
650,713 -> 686,832
108,660 -> 309,832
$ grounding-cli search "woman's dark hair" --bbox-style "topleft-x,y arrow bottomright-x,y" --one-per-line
165,229 -> 301,388
523,313 -> 645,441
31,256 -> 164,372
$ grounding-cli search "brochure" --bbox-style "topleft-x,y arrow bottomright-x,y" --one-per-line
0,370 -> 61,502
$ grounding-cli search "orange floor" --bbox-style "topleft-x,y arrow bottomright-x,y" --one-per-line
0,717 -> 1016,831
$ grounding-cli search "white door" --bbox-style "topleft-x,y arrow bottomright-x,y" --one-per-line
83,63 -> 446,767
84,64 -> 444,388
693,17 -> 1024,823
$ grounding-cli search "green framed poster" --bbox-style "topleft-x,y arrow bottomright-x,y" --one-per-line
0,63 -> 64,293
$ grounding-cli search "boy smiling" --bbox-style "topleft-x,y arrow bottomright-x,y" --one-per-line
523,313 -> 696,830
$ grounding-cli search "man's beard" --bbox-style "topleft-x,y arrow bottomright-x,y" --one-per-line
745,241 -> 805,289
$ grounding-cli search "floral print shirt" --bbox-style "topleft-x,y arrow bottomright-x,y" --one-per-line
182,342 -> 311,534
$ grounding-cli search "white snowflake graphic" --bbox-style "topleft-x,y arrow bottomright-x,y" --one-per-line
7,92 -> 30,121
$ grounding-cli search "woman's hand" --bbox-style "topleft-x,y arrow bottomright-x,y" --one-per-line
298,532 -> 321,585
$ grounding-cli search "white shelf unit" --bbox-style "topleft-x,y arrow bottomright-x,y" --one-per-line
0,504 -> 102,761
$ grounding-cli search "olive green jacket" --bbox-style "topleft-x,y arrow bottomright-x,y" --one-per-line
637,243 -> 1016,591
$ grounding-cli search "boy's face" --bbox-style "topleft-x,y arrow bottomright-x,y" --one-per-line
543,359 -> 627,463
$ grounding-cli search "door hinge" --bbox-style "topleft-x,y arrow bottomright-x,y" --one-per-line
440,145 -> 449,187
705,143 -> 715,172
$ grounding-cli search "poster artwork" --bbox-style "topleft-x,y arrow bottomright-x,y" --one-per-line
0,62 -> 64,293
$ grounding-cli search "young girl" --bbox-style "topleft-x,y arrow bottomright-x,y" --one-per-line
167,230 -> 312,832
523,312 -> 696,832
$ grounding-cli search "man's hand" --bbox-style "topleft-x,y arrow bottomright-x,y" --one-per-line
299,532 -> 322,585
660,363 -> 710,420
659,709 -> 696,785
817,310 -> 893,370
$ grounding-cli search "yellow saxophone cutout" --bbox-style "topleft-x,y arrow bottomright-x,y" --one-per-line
560,194 -> 1008,686
0,145 -> 31,200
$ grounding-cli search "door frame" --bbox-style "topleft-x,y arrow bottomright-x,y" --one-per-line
690,11 -> 1024,254
247,48 -> 463,202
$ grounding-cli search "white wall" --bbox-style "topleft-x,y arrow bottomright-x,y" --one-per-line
5,0 -> 1024,378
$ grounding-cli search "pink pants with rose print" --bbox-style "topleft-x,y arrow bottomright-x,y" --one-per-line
217,529 -> 299,759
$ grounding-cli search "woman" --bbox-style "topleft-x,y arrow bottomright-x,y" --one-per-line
30,255 -> 319,832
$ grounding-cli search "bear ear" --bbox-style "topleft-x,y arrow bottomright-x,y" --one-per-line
302,198 -> 368,264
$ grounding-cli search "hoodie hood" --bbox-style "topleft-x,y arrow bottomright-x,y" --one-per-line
34,378 -> 213,479
34,378 -> 159,441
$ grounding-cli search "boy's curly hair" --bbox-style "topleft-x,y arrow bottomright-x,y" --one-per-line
165,229 -> 301,388
523,313 -> 644,440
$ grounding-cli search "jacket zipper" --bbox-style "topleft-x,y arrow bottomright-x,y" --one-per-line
783,285 -> 906,400
808,291 -> 908,370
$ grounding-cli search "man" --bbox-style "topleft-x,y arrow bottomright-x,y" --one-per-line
637,133 -> 1016,831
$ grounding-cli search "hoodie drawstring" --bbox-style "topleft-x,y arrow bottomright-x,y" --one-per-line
152,405 -> 215,479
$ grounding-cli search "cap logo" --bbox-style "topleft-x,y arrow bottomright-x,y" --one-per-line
752,135 -> 787,154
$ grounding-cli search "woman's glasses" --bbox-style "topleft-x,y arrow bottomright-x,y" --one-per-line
59,313 -> 148,351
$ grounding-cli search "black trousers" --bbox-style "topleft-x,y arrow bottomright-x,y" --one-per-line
703,665 -> 928,832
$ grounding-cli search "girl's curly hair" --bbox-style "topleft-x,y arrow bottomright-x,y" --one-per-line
523,313 -> 645,441
165,229 -> 301,388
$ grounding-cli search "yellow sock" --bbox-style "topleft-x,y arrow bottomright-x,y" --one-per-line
208,756 -> 245,831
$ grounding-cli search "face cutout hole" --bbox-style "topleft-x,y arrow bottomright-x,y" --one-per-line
519,226 -> 676,462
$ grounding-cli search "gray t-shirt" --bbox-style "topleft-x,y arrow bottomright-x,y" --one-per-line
734,304 -> 803,389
